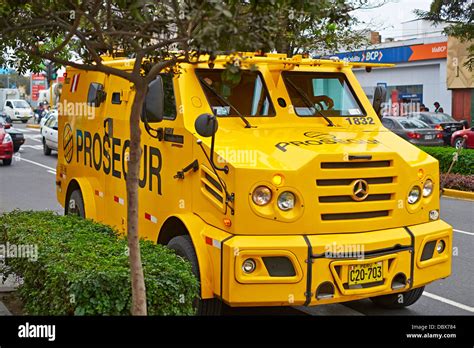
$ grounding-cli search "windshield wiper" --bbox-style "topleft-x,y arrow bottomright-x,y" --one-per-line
285,78 -> 334,127
198,76 -> 252,128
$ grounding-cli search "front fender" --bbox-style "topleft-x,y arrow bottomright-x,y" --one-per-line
170,213 -> 232,300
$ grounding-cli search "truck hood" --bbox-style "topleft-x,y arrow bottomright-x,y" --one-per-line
212,126 -> 433,170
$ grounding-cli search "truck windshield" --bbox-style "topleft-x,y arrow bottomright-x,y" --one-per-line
196,69 -> 275,117
13,100 -> 30,108
282,72 -> 365,117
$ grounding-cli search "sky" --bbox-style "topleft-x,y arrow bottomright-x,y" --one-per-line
353,0 -> 433,39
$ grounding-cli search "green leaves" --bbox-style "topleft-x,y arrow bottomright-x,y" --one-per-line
418,0 -> 473,70
0,211 -> 198,315
420,146 -> 474,175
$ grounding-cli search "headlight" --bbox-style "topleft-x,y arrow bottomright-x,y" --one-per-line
423,179 -> 433,197
277,191 -> 295,211
407,186 -> 421,204
252,186 -> 272,206
15,111 -> 19,115
2,133 -> 12,144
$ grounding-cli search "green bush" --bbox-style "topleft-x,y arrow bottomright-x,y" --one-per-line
0,211 -> 198,315
419,146 -> 474,175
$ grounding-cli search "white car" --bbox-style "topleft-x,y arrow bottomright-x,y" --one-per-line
39,110 -> 57,132
3,99 -> 34,123
41,113 -> 58,155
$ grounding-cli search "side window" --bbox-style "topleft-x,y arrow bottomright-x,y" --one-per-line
6,101 -> 12,108
45,117 -> 55,128
161,74 -> 177,120
87,82 -> 106,107
382,119 -> 395,129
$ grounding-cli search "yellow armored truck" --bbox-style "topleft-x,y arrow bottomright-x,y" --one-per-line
56,53 -> 452,314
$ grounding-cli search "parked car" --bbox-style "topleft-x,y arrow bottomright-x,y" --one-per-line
0,123 -> 13,165
41,112 -> 58,155
407,112 -> 464,145
382,116 -> 444,146
1,99 -> 34,123
39,110 -> 57,133
451,127 -> 474,149
0,114 -> 25,152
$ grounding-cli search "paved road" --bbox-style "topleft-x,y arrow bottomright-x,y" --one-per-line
0,122 -> 473,316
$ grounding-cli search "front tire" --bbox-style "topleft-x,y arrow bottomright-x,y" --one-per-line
43,137 -> 52,155
370,286 -> 424,309
66,189 -> 85,218
167,235 -> 223,315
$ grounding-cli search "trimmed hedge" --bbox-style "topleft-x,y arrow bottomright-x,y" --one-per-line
0,211 -> 198,315
419,146 -> 474,175
441,173 -> 474,192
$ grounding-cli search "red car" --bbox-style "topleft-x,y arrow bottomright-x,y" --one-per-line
0,124 -> 14,165
451,127 -> 474,149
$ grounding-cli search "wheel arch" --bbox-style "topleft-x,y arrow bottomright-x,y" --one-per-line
158,214 -> 215,299
65,178 -> 97,219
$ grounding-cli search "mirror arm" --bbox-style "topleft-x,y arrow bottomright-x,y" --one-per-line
209,131 -> 228,173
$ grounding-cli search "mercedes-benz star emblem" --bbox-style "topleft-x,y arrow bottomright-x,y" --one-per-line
351,179 -> 369,201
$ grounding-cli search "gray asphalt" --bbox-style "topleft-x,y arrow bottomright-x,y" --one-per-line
0,122 -> 473,316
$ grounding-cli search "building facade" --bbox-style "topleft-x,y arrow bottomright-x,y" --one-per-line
334,20 -> 459,117
336,37 -> 451,115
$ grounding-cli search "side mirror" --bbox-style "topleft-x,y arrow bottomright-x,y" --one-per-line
195,113 -> 218,137
372,86 -> 387,118
141,76 -> 164,123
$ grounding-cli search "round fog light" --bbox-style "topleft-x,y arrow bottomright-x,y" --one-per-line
436,240 -> 445,254
429,209 -> 439,220
242,258 -> 256,273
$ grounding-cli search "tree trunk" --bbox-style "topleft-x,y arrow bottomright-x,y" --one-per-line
127,83 -> 147,315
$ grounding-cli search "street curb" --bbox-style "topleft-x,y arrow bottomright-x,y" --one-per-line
442,188 -> 474,201
0,301 -> 12,316
26,124 -> 40,129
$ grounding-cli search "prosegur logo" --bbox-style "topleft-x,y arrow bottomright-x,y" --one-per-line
275,132 -> 379,152
63,123 -> 73,163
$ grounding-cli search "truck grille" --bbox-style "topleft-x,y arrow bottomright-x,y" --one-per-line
317,159 -> 397,222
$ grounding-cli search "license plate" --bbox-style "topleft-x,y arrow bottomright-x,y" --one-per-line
425,134 -> 435,140
348,262 -> 383,285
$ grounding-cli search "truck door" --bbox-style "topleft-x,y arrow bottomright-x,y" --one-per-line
80,74 -> 107,222
138,73 -> 192,242
102,75 -> 129,234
